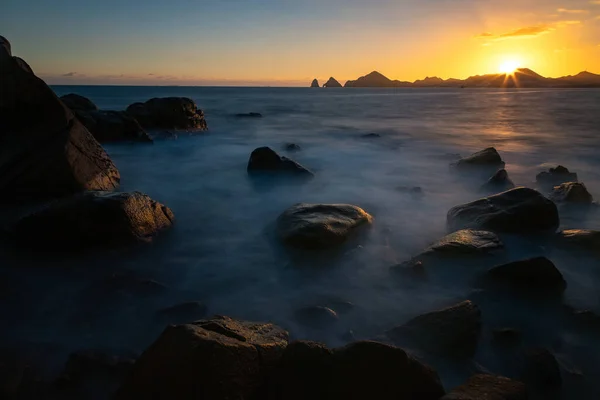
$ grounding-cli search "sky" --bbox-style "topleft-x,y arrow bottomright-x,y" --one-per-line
2,0 -> 600,86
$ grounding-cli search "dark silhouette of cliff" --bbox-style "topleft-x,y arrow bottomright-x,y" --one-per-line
310,79 -> 319,88
323,77 -> 342,88
344,71 -> 411,88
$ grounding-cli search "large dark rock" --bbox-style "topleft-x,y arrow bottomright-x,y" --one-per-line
12,191 -> 174,249
114,316 -> 289,400
447,187 -> 559,233
76,110 -> 152,143
536,165 -> 577,186
247,147 -> 313,176
441,374 -> 528,400
454,147 -> 505,169
126,97 -> 207,130
277,203 -> 373,249
483,257 -> 566,294
522,348 -> 561,389
323,77 -> 342,88
310,79 -> 319,88
0,37 -> 120,202
555,229 -> 600,254
266,340 -> 445,400
387,300 -> 481,358
59,93 -> 98,112
481,169 -> 515,193
551,182 -> 593,204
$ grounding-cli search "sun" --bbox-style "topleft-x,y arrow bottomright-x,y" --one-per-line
498,60 -> 520,74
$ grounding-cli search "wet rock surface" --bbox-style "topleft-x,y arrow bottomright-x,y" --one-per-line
74,109 -> 152,143
247,146 -> 313,176
126,97 -> 208,130
277,203 -> 373,249
551,182 -> 593,204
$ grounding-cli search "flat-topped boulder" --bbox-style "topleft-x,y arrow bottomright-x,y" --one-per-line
447,187 -> 559,233
323,77 -> 342,88
483,257 -> 566,294
536,165 -> 577,186
59,93 -> 98,111
114,316 -> 289,400
126,97 -> 207,130
277,203 -> 373,249
0,37 -> 120,202
551,182 -> 593,204
454,147 -> 504,169
441,374 -> 527,400
12,191 -> 174,249
247,147 -> 313,176
387,300 -> 481,358
481,169 -> 515,193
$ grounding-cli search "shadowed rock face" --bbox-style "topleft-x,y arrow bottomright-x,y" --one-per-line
0,37 -> 120,202
536,165 -> 578,187
247,147 -> 313,176
387,300 -> 482,358
59,93 -> 98,112
454,147 -> 505,169
481,169 -> 515,193
556,229 -> 600,253
277,203 -> 373,249
441,374 -> 527,400
551,182 -> 593,204
12,191 -> 174,249
323,77 -> 342,88
114,316 -> 289,400
126,97 -> 208,130
483,257 -> 567,294
447,187 -> 559,233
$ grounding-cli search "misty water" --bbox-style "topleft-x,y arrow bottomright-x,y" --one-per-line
3,86 -> 600,397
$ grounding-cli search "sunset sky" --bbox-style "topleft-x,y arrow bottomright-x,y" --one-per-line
2,0 -> 600,86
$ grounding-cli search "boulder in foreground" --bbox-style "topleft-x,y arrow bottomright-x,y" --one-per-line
0,37 -> 120,201
551,182 -> 593,204
13,191 -> 174,249
126,97 -> 208,130
247,147 -> 313,176
447,187 -> 559,233
114,316 -> 289,400
277,203 -> 373,249
441,374 -> 528,400
387,300 -> 481,358
483,257 -> 566,294
454,147 -> 504,169
536,165 -> 577,186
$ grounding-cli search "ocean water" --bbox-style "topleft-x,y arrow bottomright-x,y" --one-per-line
3,86 -> 600,397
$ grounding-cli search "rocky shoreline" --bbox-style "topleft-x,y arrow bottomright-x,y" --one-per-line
2,35 -> 600,399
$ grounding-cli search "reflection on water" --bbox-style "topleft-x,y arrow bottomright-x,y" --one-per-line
2,86 -> 600,397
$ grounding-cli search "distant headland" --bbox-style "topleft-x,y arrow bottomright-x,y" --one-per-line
313,69 -> 600,88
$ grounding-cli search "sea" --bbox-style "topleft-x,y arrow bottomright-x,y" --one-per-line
3,86 -> 600,397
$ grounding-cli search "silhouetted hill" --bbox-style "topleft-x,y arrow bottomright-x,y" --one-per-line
323,77 -> 342,88
340,69 -> 600,88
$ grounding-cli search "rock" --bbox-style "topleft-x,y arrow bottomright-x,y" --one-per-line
294,306 -> 338,329
556,229 -> 600,253
310,79 -> 320,88
361,133 -> 381,138
447,187 -> 559,233
277,203 -> 373,249
481,169 -> 515,192
323,77 -> 342,88
235,112 -> 262,118
387,300 -> 481,358
483,257 -> 566,294
426,229 -> 504,256
247,147 -> 313,176
0,37 -> 120,202
75,110 -> 152,143
522,348 -> 561,389
114,316 -> 289,400
441,374 -> 527,400
491,328 -> 522,347
125,97 -> 207,130
551,182 -> 593,204
59,93 -> 98,111
284,143 -> 301,151
12,191 -> 174,249
156,301 -> 208,323
536,165 -> 577,186
454,147 -> 505,169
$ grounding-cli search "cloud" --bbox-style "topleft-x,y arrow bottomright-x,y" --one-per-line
475,20 -> 581,41
62,72 -> 77,77
557,8 -> 589,14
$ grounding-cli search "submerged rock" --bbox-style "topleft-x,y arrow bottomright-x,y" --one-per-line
59,93 -> 98,112
551,182 -> 593,204
76,110 -> 152,143
481,169 -> 515,193
447,187 -> 559,233
277,203 -> 373,249
12,191 -> 174,249
284,143 -> 302,151
536,165 -> 577,186
323,77 -> 342,88
310,79 -> 320,88
126,97 -> 207,130
441,374 -> 527,400
0,37 -> 120,201
483,257 -> 566,294
555,229 -> 600,253
454,147 -> 505,169
114,316 -> 289,400
235,112 -> 262,118
294,306 -> 338,329
247,147 -> 313,176
387,300 -> 481,358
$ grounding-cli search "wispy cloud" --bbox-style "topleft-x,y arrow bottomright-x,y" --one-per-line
62,71 -> 78,77
557,8 -> 589,14
475,20 -> 581,41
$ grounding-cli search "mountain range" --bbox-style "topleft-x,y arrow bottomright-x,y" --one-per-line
315,69 -> 600,88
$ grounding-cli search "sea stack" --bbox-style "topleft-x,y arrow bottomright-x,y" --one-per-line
323,77 -> 342,88
310,79 -> 319,88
